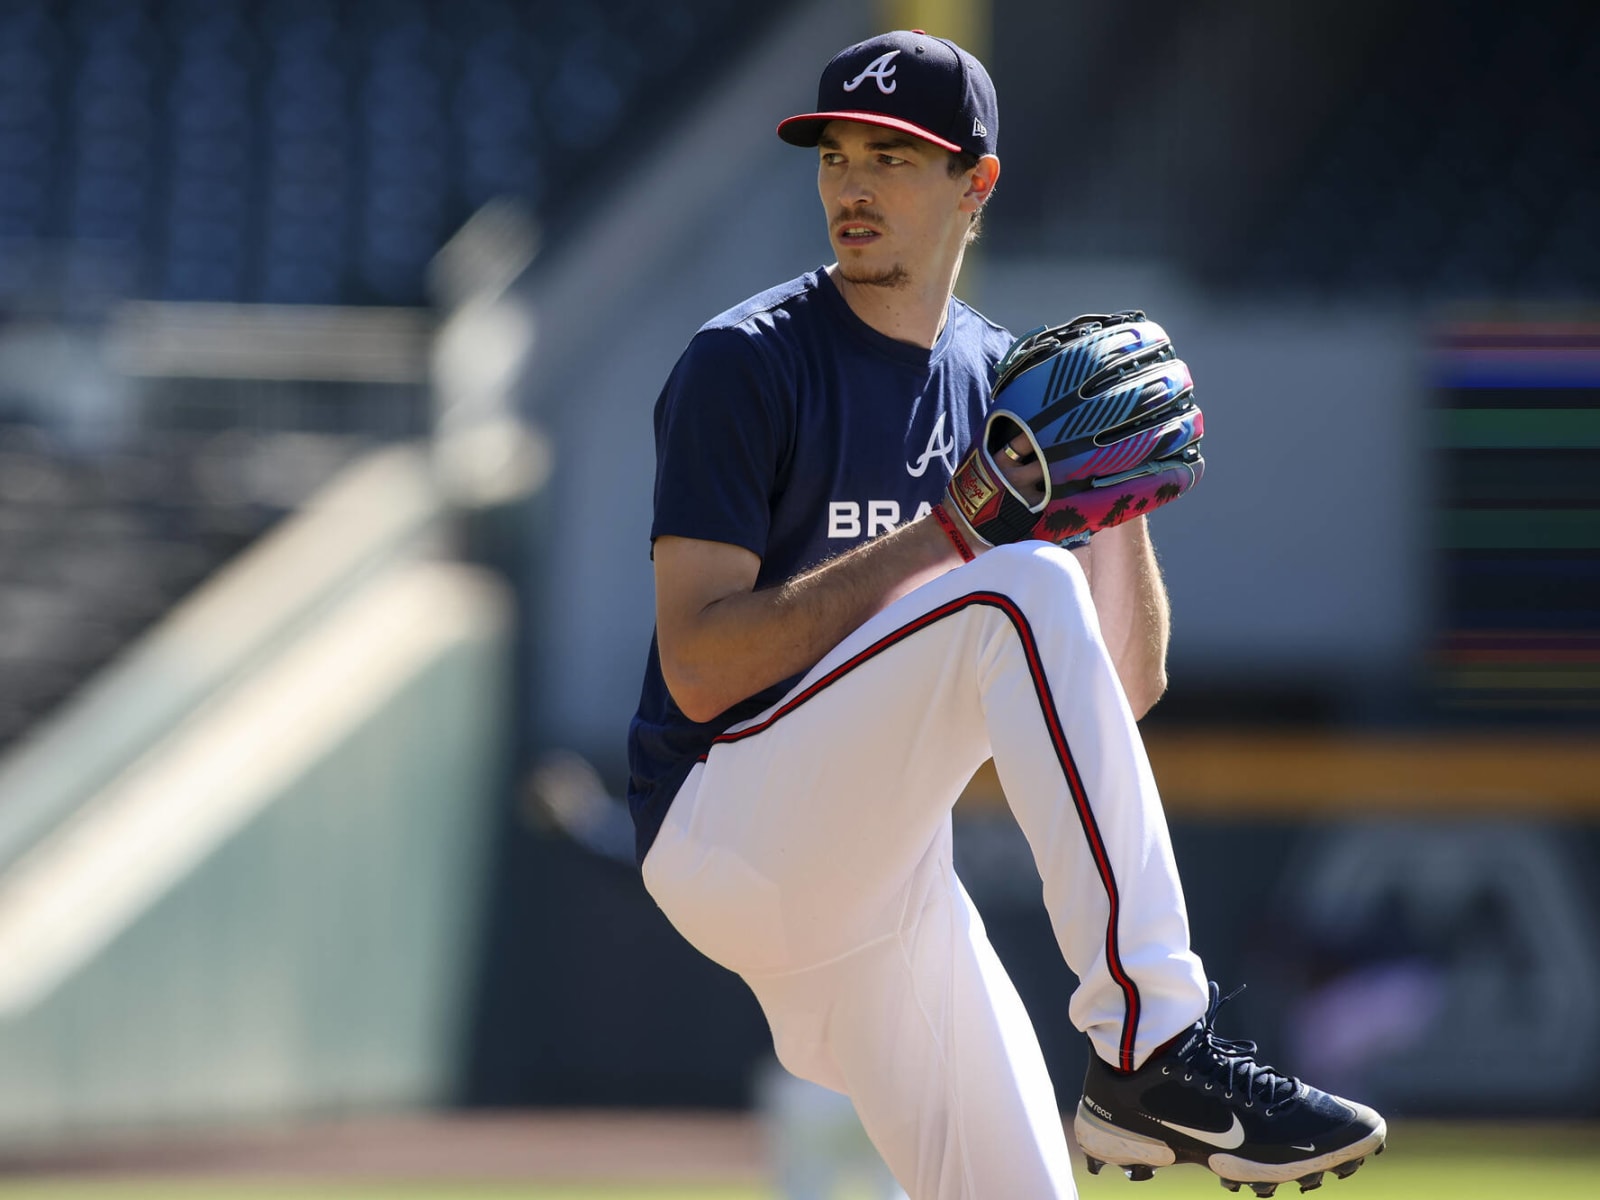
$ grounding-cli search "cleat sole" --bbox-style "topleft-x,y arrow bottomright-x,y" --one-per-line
1208,1118 -> 1386,1186
1075,1103 -> 1386,1189
1331,1157 -> 1365,1180
1073,1103 -> 1177,1172
1250,1185 -> 1279,1198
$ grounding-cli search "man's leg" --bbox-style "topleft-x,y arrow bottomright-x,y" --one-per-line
744,829 -> 1075,1199
644,542 -> 1208,1193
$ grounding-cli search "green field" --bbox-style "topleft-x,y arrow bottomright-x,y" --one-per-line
1076,1121 -> 1600,1200
0,1124 -> 1594,1200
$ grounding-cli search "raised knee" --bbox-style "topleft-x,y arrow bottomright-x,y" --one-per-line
973,541 -> 1091,607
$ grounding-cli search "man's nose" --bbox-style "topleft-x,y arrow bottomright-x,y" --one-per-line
835,164 -> 873,207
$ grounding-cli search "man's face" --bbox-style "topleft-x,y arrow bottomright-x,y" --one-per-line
817,120 -> 971,290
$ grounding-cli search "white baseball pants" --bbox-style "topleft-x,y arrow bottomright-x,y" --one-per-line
643,542 -> 1209,1200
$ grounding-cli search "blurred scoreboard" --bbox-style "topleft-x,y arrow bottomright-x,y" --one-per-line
1432,322 -> 1600,717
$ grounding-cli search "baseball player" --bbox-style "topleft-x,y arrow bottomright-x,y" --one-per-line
627,30 -> 1385,1200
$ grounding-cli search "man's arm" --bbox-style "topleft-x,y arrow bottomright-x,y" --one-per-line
1072,516 -> 1170,719
986,423 -> 1173,719
657,426 -> 1061,724
655,519 -> 964,724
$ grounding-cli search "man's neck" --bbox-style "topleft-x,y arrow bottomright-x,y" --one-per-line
828,250 -> 966,350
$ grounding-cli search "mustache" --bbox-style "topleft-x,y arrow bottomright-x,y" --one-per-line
832,208 -> 888,232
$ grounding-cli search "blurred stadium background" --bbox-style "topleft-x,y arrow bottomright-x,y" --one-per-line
0,0 -> 1596,1195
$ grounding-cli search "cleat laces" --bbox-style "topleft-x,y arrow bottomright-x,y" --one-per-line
1179,982 -> 1300,1113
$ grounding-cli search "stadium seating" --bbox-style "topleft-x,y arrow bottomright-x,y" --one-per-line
987,0 -> 1597,302
0,0 -> 777,752
0,0 -> 777,307
1224,0 -> 1600,299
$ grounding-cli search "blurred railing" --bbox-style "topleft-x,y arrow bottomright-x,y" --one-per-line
0,301 -> 435,761
0,191 -> 547,1144
0,444 -> 444,872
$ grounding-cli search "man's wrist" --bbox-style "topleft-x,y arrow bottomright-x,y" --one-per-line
931,500 -> 988,562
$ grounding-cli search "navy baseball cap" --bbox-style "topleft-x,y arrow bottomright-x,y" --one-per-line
777,30 -> 998,158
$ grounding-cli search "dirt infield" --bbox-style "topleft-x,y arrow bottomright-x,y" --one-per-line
0,1112 -> 768,1187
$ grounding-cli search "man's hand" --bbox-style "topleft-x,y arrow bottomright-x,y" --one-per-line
944,313 -> 1204,553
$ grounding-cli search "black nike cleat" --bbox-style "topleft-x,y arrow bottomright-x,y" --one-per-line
1074,982 -> 1386,1190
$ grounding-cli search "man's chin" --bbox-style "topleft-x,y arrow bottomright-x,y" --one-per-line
836,262 -> 910,290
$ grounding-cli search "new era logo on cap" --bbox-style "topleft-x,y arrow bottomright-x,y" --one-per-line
777,30 -> 999,159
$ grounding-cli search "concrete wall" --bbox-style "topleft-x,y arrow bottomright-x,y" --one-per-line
0,562 -> 511,1145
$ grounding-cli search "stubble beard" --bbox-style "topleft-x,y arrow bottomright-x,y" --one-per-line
836,261 -> 911,290
833,206 -> 909,290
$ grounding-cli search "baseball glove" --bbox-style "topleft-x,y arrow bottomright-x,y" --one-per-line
942,311 -> 1204,550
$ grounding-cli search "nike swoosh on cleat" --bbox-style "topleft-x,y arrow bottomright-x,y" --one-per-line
1154,1114 -> 1246,1149
1291,1144 -> 1316,1152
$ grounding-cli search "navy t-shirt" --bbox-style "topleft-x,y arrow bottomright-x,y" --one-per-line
626,267 -> 1014,863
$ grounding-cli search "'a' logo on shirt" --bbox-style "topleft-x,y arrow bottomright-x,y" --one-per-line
906,411 -> 957,478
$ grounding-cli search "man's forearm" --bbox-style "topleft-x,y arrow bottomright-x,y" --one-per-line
671,517 -> 963,721
1073,517 -> 1171,717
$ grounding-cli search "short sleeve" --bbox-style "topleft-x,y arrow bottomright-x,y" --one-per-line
650,326 -> 789,558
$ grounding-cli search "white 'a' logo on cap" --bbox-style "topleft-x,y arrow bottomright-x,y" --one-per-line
842,50 -> 900,94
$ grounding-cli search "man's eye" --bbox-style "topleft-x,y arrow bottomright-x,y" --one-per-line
879,155 -> 906,166
821,153 -> 844,165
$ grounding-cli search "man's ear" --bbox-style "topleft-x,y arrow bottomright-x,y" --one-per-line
963,155 -> 1001,213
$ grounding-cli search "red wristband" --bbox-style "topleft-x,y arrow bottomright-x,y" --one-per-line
932,503 -> 975,563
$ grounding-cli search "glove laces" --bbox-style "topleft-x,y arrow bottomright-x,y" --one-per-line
1179,982 -> 1300,1114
